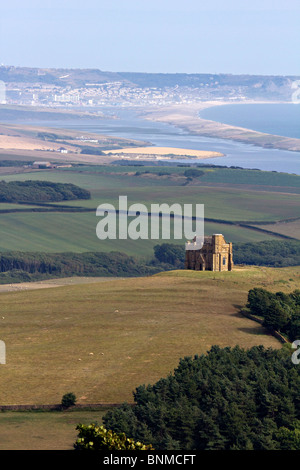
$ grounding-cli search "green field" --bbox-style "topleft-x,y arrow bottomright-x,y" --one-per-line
0,165 -> 299,255
0,212 -> 281,254
0,409 -> 110,450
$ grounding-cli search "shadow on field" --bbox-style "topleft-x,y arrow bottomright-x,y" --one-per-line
233,304 -> 244,310
237,326 -> 271,336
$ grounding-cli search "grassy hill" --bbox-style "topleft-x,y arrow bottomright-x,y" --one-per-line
0,265 -> 298,407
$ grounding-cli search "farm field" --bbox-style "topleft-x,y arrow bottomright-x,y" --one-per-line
0,165 -> 299,254
0,266 -> 298,408
3,167 -> 300,220
0,203 -> 46,210
0,211 -> 280,254
252,220 -> 300,240
0,409 -> 110,450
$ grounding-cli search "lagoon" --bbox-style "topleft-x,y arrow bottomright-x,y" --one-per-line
2,105 -> 300,175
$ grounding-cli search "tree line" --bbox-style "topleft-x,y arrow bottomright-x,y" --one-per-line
246,287 -> 300,341
98,345 -> 300,450
0,180 -> 91,203
0,239 -> 299,284
233,240 -> 300,267
0,251 -> 164,283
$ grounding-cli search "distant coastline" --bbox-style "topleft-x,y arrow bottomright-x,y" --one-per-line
139,101 -> 300,153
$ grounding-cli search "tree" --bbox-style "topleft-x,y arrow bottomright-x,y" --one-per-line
288,313 -> 300,340
263,299 -> 290,332
61,392 -> 77,409
247,288 -> 274,316
275,423 -> 300,450
247,288 -> 300,341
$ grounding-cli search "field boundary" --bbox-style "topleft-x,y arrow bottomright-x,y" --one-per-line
0,403 -> 134,412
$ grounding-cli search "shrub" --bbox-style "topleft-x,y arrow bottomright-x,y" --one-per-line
183,169 -> 204,178
61,392 -> 77,409
74,424 -> 154,450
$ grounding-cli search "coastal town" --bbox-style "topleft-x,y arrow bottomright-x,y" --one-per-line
1,78 -> 247,107
0,65 -> 295,107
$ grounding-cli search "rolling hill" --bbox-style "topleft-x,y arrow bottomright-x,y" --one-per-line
0,265 -> 298,406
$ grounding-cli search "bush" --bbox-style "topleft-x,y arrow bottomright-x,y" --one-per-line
74,424 -> 154,450
80,147 -> 104,155
183,169 -> 205,178
61,392 -> 77,409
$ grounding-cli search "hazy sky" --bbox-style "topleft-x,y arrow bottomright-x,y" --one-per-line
0,0 -> 299,75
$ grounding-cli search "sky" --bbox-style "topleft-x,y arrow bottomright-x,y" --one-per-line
0,0 -> 299,75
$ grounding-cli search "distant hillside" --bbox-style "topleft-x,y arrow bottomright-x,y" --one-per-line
1,66 -> 298,101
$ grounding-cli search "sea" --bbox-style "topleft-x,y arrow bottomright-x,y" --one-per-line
2,103 -> 300,175
199,103 -> 300,139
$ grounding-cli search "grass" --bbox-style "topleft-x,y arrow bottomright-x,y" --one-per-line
0,266 -> 298,407
60,164 -> 300,187
0,166 -> 299,254
3,169 -> 300,222
0,212 -> 278,254
0,203 -> 47,210
252,220 -> 300,240
0,409 -> 111,450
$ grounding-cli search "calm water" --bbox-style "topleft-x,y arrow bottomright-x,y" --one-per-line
2,106 -> 300,174
199,103 -> 300,139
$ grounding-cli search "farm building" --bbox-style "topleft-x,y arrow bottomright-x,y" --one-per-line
32,161 -> 52,168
